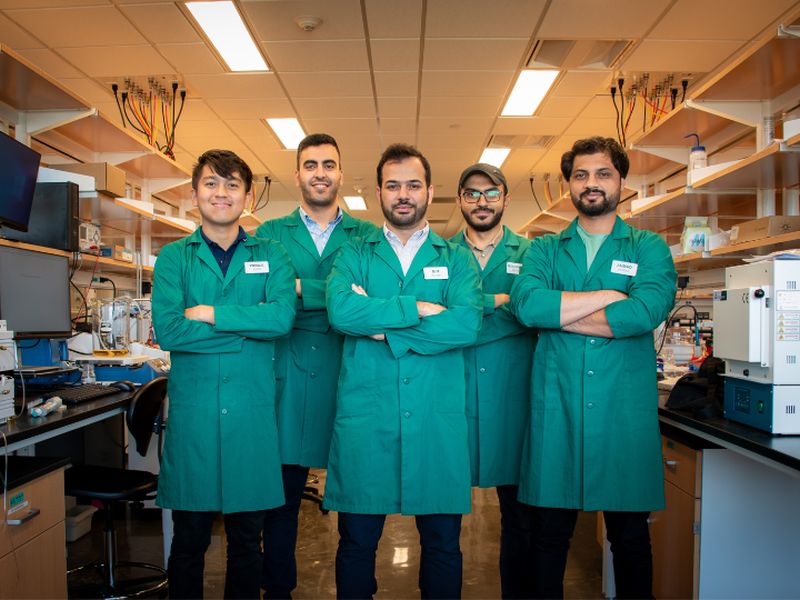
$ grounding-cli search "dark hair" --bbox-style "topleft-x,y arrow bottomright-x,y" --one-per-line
560,136 -> 630,180
376,143 -> 431,187
192,149 -> 254,192
297,133 -> 341,169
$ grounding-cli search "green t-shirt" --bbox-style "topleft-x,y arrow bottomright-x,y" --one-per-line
576,223 -> 609,269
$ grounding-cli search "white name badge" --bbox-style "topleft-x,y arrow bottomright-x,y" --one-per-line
245,261 -> 270,274
424,266 -> 449,280
611,260 -> 638,277
506,262 -> 522,275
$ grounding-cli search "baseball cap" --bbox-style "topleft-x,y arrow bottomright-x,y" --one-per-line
458,163 -> 508,194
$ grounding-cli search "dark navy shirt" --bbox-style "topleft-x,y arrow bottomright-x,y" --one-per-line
200,226 -> 248,276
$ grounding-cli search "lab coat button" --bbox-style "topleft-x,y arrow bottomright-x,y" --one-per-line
222,376 -> 230,383
311,345 -> 318,351
402,377 -> 410,384
589,339 -> 596,345
310,372 -> 317,379
586,402 -> 594,409
404,411 -> 412,418
221,408 -> 228,415
587,370 -> 594,377
479,367 -> 487,373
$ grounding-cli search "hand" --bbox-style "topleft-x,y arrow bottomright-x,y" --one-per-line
494,293 -> 510,308
184,305 -> 215,325
351,283 -> 367,296
416,301 -> 446,317
295,278 -> 302,298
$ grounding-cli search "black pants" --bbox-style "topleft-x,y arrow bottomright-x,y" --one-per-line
261,464 -> 310,599
496,485 -> 537,598
527,507 -> 654,599
335,512 -> 463,599
168,508 -> 266,599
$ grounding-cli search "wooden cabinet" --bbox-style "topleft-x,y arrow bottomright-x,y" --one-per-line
650,434 -> 702,599
0,467 -> 68,599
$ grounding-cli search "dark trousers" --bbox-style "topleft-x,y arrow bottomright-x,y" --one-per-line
336,512 -> 463,599
168,508 -> 266,599
527,507 -> 653,600
261,464 -> 310,599
496,485 -> 537,599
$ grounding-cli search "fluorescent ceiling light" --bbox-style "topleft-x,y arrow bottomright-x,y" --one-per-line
479,148 -> 510,168
266,118 -> 306,150
186,1 -> 268,72
343,196 -> 367,211
501,70 -> 559,116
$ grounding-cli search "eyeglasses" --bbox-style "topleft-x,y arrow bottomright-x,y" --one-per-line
461,188 -> 503,203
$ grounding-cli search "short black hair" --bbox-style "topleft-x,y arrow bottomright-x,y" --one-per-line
297,133 -> 341,169
560,136 -> 629,180
376,143 -> 431,187
192,149 -> 254,192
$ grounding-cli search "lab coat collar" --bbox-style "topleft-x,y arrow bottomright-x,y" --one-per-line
560,216 -> 631,278
482,226 -> 519,277
366,226 -> 446,281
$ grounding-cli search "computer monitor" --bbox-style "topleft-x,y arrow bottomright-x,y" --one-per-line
0,133 -> 42,233
0,245 -> 72,338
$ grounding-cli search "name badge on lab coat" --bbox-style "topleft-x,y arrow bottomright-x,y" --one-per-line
245,261 -> 270,274
423,266 -> 449,280
610,260 -> 637,277
506,262 -> 522,275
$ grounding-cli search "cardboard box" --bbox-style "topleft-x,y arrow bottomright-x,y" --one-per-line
113,245 -> 134,263
729,216 -> 800,245
56,162 -> 126,197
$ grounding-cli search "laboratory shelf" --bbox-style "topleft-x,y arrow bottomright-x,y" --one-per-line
0,239 -> 145,277
690,142 -> 800,191
0,238 -> 69,258
673,230 -> 800,273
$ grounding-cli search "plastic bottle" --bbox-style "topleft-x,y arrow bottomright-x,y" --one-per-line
31,396 -> 63,418
684,133 -> 707,172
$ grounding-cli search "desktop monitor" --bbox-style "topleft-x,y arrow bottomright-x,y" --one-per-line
0,245 -> 72,338
0,133 -> 42,233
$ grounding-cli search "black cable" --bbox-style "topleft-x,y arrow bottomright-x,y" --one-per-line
618,77 -> 626,146
670,87 -> 678,111
16,339 -> 42,349
94,277 -> 117,298
253,176 -> 272,213
656,303 -> 699,357
529,177 -> 544,211
681,79 -> 688,103
121,92 -> 149,137
611,86 -> 622,144
112,83 -> 126,129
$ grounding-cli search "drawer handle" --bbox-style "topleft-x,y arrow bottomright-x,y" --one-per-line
6,508 -> 40,526
664,459 -> 678,469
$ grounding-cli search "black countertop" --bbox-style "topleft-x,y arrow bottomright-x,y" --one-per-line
1,455 -> 71,490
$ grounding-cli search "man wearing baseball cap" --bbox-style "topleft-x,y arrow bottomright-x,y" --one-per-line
450,163 -> 537,598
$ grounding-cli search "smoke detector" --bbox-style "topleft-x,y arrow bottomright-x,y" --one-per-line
295,15 -> 322,32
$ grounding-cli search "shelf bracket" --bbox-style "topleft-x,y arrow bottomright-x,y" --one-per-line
629,145 -> 688,164
94,150 -> 149,166
17,107 -> 96,139
686,98 -> 761,128
145,177 -> 192,196
777,24 -> 800,39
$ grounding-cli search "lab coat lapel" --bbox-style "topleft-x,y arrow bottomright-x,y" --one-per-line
193,229 -> 225,283
222,238 -> 254,289
482,226 -> 516,279
585,217 -> 630,283
562,219 -> 588,276
289,209 -> 321,262
320,215 -> 348,262
404,233 -> 440,282
373,231 -> 406,280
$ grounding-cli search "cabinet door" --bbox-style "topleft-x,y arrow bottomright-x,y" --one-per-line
651,480 -> 697,599
0,524 -> 67,599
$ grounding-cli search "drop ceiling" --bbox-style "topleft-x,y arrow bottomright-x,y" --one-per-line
1,0 -> 798,237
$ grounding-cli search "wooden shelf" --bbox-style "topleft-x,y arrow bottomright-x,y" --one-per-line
80,196 -> 195,240
673,231 -> 800,272
0,237 -> 69,257
0,239 -> 146,277
787,132 -> 800,149
691,142 -> 800,190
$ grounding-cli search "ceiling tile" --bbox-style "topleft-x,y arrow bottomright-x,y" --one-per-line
293,97 -> 376,119
552,71 -> 612,97
175,99 -> 218,122
119,3 -> 200,44
157,43 -> 224,75
184,73 -> 284,99
622,40 -> 744,72
416,130 -> 487,150
0,12 -> 43,48
426,0 -> 547,37
243,0 -> 364,41
264,39 -> 368,71
281,71 -> 373,97
377,97 -> 416,119
421,70 -> 516,97
0,0 -> 105,7
562,116 -> 618,138
302,117 -> 379,139
19,48 -> 82,78
420,96 -> 502,119
59,77 -> 113,104
379,118 -> 417,137
370,39 -> 420,71
493,116 -> 571,136
424,38 -> 529,70
538,0 -> 672,38
650,0 -> 797,40
206,98 -> 294,120
538,96 -> 593,118
365,0 -> 423,38
6,6 -> 147,46
57,45 -> 174,77
580,95 -> 619,119
418,117 -> 495,135
374,71 -> 418,96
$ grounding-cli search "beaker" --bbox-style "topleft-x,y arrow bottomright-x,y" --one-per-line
92,297 -> 131,355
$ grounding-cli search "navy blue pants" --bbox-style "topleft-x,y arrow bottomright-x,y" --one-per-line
335,512 -> 463,599
261,464 -> 310,599
168,509 -> 265,599
496,485 -> 537,598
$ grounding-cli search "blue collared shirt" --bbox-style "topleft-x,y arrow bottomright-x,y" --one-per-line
383,223 -> 430,275
200,226 -> 248,276
299,207 -> 343,255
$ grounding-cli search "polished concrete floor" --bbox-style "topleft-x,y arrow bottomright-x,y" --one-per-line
67,471 -> 603,599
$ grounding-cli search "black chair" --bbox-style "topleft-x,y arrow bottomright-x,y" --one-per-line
65,376 -> 169,599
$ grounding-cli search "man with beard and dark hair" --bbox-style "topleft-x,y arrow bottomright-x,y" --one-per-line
510,136 -> 676,599
255,133 -> 375,599
450,163 -> 537,598
324,143 -> 483,599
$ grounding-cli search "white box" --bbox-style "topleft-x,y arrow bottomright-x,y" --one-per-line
65,504 -> 97,542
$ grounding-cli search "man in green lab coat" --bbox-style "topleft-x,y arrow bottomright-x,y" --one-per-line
255,133 -> 376,598
510,137 -> 676,599
325,144 -> 482,599
152,149 -> 296,599
450,163 -> 537,598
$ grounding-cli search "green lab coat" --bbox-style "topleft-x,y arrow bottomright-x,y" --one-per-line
152,227 -> 296,513
256,210 -> 376,467
510,217 -> 676,511
324,228 -> 483,515
451,227 -> 536,488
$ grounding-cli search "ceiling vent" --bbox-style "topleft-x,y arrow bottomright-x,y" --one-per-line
488,134 -> 555,150
527,40 -> 634,70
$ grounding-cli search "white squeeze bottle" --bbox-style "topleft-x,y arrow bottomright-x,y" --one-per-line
684,133 -> 707,172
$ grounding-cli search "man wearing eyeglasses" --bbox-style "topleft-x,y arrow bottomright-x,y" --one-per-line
450,163 -> 537,598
